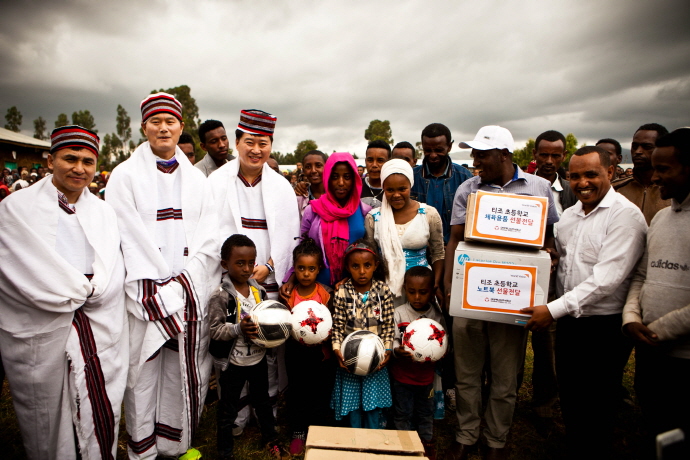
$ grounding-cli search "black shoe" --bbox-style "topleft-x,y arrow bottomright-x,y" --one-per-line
447,441 -> 472,460
485,446 -> 509,460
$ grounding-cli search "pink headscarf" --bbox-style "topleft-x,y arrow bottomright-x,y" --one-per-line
309,152 -> 363,284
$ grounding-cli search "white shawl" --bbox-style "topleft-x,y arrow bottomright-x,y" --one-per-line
0,176 -> 124,335
373,159 -> 414,297
0,176 -> 127,459
106,142 -> 220,373
208,158 -> 300,284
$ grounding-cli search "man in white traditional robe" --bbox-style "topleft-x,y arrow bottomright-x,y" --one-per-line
0,125 -> 128,460
106,93 -> 219,459
208,109 -> 300,432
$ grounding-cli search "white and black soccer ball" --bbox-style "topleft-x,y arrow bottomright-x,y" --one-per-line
250,300 -> 292,348
402,318 -> 447,363
341,330 -> 385,376
290,300 -> 332,346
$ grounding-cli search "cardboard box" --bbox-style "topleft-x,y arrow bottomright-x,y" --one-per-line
449,241 -> 551,326
306,450 -> 428,460
305,426 -> 425,458
465,190 -> 548,248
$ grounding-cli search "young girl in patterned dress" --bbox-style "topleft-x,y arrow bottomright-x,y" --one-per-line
330,239 -> 395,429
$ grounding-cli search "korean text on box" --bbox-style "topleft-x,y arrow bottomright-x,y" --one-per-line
465,190 -> 548,248
449,242 -> 551,326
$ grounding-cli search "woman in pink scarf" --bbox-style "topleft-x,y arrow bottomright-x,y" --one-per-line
280,153 -> 371,293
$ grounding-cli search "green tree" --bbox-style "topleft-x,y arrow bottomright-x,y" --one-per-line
293,139 -> 318,163
512,138 -> 536,168
271,151 -> 288,164
33,116 -> 48,140
564,133 -> 579,166
55,113 -> 69,128
4,106 -> 22,132
99,133 -> 115,166
72,110 -> 97,132
99,105 -> 134,169
99,133 -> 126,170
415,141 -> 423,159
116,105 -> 132,146
364,119 -> 393,145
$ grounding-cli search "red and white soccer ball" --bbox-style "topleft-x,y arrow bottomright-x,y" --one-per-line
402,318 -> 447,363
290,300 -> 332,346
250,300 -> 293,348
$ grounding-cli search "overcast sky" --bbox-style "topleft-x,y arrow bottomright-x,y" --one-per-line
1,0 -> 689,157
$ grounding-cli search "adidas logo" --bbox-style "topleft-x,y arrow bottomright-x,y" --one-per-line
650,259 -> 690,271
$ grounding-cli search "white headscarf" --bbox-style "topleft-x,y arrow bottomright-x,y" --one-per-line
377,159 -> 414,296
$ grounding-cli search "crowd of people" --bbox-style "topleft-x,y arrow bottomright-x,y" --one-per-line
0,91 -> 688,460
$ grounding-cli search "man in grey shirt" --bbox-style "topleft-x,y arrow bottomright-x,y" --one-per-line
444,125 -> 558,460
623,128 -> 690,457
195,119 -> 234,177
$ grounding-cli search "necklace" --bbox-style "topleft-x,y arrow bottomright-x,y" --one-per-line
364,177 -> 384,207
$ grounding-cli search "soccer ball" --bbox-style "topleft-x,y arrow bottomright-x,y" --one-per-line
290,300 -> 332,346
402,318 -> 447,363
250,300 -> 292,348
341,330 -> 385,376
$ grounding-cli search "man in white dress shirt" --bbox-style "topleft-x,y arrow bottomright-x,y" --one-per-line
523,145 -> 647,460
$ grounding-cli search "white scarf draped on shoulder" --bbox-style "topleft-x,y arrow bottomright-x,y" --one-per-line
0,176 -> 127,459
106,142 -> 220,369
208,159 -> 300,284
370,159 -> 415,297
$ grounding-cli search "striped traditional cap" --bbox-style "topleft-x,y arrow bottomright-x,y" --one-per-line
237,109 -> 277,136
140,92 -> 183,123
50,125 -> 100,157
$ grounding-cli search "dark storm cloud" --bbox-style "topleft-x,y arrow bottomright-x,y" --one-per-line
1,0 -> 689,154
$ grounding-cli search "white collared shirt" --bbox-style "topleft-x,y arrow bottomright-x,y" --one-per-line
547,187 -> 647,319
535,170 -> 564,216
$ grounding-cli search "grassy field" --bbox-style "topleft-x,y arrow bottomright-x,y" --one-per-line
0,336 -> 644,459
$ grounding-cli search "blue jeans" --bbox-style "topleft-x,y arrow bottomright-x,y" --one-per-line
392,380 -> 434,441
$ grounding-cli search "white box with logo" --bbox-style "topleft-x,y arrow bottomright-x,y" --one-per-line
464,190 -> 549,248
449,241 -> 551,326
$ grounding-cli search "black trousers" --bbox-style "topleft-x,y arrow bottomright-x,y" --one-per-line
217,355 -> 276,456
635,344 -> 690,459
556,314 -> 632,460
285,339 -> 336,433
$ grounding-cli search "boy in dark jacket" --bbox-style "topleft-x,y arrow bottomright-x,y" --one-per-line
208,234 -> 286,459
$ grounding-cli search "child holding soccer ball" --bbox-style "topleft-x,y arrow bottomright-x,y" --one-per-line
391,266 -> 447,459
207,234 -> 287,460
284,237 -> 335,455
331,239 -> 395,429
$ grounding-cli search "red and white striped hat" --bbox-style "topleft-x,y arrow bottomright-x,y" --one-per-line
237,109 -> 277,136
140,92 -> 183,123
50,125 -> 100,157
